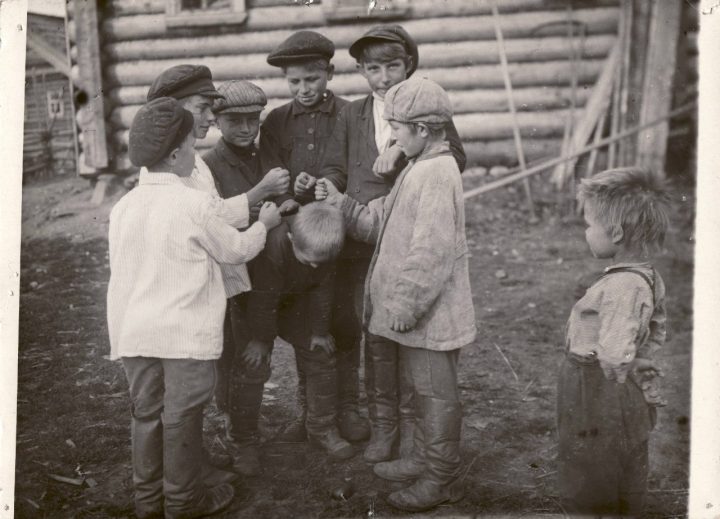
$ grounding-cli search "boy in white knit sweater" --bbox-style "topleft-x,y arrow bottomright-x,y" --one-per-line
107,97 -> 280,519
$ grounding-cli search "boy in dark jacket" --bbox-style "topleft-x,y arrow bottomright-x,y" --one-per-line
236,202 -> 355,461
295,25 -> 466,463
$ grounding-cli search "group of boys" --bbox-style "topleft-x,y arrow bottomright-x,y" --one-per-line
108,23 -> 472,519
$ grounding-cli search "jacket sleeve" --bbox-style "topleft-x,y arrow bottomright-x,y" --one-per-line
339,194 -> 385,244
383,173 -> 456,324
636,278 -> 667,359
247,251 -> 284,344
319,105 -> 350,192
198,209 -> 267,265
446,119 -> 467,173
309,265 -> 335,336
259,115 -> 293,205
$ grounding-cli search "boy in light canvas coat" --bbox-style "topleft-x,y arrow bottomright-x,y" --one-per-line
316,77 -> 476,512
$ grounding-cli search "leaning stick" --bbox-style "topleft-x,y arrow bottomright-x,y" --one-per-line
463,100 -> 696,200
491,4 -> 536,220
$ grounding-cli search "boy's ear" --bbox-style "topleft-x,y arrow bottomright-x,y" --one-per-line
416,123 -> 430,137
326,64 -> 335,81
165,146 -> 180,166
405,57 -> 413,77
610,224 -> 624,244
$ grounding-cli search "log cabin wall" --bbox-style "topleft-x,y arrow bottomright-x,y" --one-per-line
74,0 -> 626,174
24,13 -> 76,180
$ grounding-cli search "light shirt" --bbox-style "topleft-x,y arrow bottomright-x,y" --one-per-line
372,93 -> 393,154
180,153 -> 254,297
107,170 -> 267,360
566,263 -> 666,366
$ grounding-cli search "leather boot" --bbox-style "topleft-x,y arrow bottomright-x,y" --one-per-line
306,371 -> 354,460
374,398 -> 425,482
130,414 -> 164,519
398,363 -> 415,459
163,411 -> 235,518
336,345 -> 370,442
387,397 -> 464,512
227,382 -> 264,476
275,362 -> 308,443
363,341 -> 399,463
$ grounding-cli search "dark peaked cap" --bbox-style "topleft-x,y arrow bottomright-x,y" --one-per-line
267,30 -> 335,67
129,97 -> 195,168
348,24 -> 419,78
147,64 -> 223,101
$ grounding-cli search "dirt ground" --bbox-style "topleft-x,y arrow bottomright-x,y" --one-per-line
14,173 -> 694,518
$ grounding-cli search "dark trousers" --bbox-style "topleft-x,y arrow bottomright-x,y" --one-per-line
557,354 -> 653,516
122,357 -> 216,517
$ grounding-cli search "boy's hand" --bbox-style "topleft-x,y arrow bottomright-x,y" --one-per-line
260,168 -> 291,197
258,201 -> 281,230
599,359 -> 632,383
241,340 -> 272,369
315,178 -> 341,204
294,172 -> 316,197
278,199 -> 300,216
390,314 -> 416,333
373,145 -> 404,178
249,202 -> 263,222
309,334 -> 336,355
630,358 -> 668,407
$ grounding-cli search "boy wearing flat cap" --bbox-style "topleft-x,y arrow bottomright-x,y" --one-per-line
316,77 -> 476,513
260,31 -> 371,445
108,97 -> 282,519
201,80 -> 291,476
295,24 -> 466,465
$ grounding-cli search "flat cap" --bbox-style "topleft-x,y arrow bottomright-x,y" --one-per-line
147,64 -> 223,101
267,31 -> 335,67
129,97 -> 195,168
213,81 -> 267,114
383,77 -> 452,124
349,25 -> 419,78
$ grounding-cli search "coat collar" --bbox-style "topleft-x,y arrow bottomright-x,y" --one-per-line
216,138 -> 257,167
138,168 -> 183,186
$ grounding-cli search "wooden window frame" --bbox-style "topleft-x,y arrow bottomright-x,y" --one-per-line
322,0 -> 409,22
165,0 -> 248,28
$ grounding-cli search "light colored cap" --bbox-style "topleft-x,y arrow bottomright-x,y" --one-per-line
383,77 -> 452,125
213,80 -> 267,114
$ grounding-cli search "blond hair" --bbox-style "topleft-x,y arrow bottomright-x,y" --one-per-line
578,167 -> 671,254
290,202 -> 345,261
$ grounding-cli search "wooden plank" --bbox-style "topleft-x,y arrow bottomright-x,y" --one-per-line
73,0 -> 108,169
636,0 -> 682,175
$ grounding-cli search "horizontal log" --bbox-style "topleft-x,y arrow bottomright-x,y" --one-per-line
105,36 -> 613,85
102,3 -> 618,42
107,0 -> 617,17
103,9 -> 618,61
106,61 -> 604,109
110,86 -> 591,130
112,108 -> 580,153
112,136 -> 564,173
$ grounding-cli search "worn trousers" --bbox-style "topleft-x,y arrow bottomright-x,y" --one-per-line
122,356 -> 216,517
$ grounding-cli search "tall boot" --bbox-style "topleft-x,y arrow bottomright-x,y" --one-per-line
373,395 -> 425,483
306,371 -> 354,460
226,382 -> 264,476
398,362 -> 415,459
130,413 -> 164,519
387,397 -> 464,512
275,359 -> 308,443
164,410 -> 234,519
363,341 -> 399,463
336,345 -> 370,442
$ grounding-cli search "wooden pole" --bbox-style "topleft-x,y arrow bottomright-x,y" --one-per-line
636,0 -> 683,176
491,4 -> 535,219
463,100 -> 696,201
